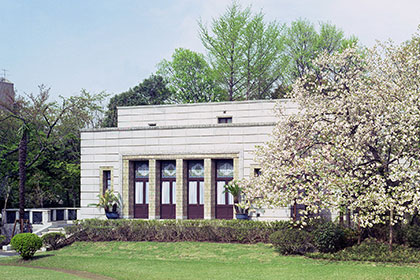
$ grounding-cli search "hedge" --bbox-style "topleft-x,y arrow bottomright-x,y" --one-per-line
65,219 -> 291,244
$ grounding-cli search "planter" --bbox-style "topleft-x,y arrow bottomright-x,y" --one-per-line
105,211 -> 119,219
235,213 -> 249,220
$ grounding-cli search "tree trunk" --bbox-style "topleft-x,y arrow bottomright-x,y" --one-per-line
1,176 -> 11,227
18,129 -> 28,232
346,209 -> 351,228
389,208 -> 394,252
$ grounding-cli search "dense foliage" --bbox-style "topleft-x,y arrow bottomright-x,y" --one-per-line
406,225 -> 420,249
41,232 -> 66,250
0,234 -> 6,245
102,75 -> 173,127
157,48 -> 224,103
269,228 -> 314,255
0,88 -> 105,212
104,3 -> 356,125
308,238 -> 420,263
65,219 -> 290,244
11,233 -> 42,259
244,29 -> 420,248
312,222 -> 346,253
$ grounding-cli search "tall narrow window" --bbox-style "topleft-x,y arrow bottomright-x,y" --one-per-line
187,160 -> 204,219
161,161 -> 176,219
103,170 -> 111,193
134,161 -> 149,219
215,159 -> 234,219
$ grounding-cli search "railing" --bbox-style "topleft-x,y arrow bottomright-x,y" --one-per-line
2,208 -> 79,225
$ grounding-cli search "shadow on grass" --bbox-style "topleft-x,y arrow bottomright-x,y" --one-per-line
10,254 -> 55,264
31,254 -> 55,260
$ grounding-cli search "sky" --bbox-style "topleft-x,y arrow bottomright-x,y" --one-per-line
1,0 -> 420,100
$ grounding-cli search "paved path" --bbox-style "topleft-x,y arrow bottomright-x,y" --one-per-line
0,251 -> 18,257
0,263 -> 116,280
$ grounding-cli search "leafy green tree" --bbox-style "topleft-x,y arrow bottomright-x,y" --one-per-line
103,75 -> 173,127
157,48 -> 225,103
283,19 -> 358,85
0,87 -> 105,230
199,2 -> 286,100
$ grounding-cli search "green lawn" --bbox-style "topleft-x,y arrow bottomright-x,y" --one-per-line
0,265 -> 84,280
1,241 -> 420,280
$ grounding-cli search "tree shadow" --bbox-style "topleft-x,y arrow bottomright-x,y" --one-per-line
31,254 -> 54,260
13,254 -> 55,264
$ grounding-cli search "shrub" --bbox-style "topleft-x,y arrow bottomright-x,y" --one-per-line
406,225 -> 420,248
307,238 -> 420,263
313,222 -> 345,253
41,232 -> 66,250
269,228 -> 314,255
11,233 -> 42,260
0,235 -> 6,245
65,219 -> 291,244
342,227 -> 359,248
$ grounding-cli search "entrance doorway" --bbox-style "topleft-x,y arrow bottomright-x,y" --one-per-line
187,160 -> 204,219
160,161 -> 176,219
134,161 -> 149,219
215,159 -> 234,219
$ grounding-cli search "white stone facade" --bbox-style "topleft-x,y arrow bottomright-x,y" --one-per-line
80,99 -> 298,220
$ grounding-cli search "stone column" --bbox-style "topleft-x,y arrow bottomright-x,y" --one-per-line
233,157 -> 240,180
204,158 -> 215,219
233,157 -> 240,218
122,159 -> 130,218
148,159 -> 160,219
176,159 -> 187,219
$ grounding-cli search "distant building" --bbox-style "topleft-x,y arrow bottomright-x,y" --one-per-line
80,100 -> 300,221
0,78 -> 15,109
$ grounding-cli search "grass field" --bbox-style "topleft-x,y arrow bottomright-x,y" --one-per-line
1,241 -> 420,280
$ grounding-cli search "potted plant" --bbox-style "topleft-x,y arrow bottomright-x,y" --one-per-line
224,180 -> 252,220
89,189 -> 121,219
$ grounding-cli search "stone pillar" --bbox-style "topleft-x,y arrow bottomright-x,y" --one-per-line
128,162 -> 135,218
233,157 -> 240,218
43,210 -> 50,223
233,157 -> 240,181
149,159 -> 161,219
204,158 -> 215,219
122,159 -> 130,218
176,159 -> 187,219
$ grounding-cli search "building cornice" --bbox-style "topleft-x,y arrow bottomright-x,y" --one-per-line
81,122 -> 276,133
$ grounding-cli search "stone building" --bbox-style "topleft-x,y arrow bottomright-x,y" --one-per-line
80,99 -> 298,220
0,78 -> 15,109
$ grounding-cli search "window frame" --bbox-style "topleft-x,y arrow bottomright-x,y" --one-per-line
217,117 -> 232,124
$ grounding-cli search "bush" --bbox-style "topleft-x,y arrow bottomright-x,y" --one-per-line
41,232 -> 66,250
0,235 -> 6,245
342,227 -> 359,248
269,228 -> 315,255
313,222 -> 345,253
406,225 -> 420,248
307,238 -> 420,263
65,219 -> 291,244
11,233 -> 42,260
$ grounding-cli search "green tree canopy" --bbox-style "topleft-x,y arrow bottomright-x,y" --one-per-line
283,19 -> 358,85
199,2 -> 286,100
157,48 -> 225,103
0,87 -> 105,228
103,75 -> 174,127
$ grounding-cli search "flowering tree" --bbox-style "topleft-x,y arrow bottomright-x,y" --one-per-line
244,30 -> 420,248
